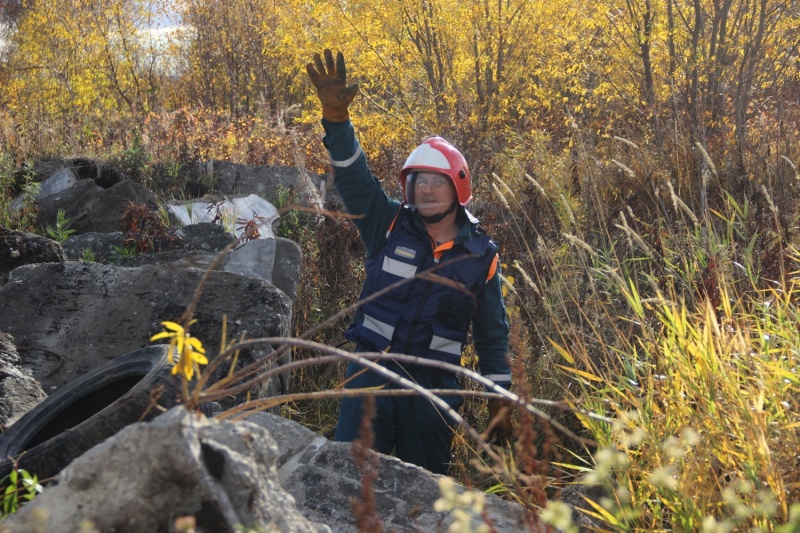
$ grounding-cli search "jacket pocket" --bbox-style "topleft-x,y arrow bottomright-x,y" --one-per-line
377,244 -> 424,302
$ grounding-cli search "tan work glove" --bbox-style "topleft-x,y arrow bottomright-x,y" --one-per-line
486,398 -> 515,444
306,49 -> 359,122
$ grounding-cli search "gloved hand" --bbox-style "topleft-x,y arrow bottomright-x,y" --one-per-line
306,49 -> 359,122
486,398 -> 515,444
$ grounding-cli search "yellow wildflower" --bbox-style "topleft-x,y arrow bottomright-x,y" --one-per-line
150,321 -> 208,380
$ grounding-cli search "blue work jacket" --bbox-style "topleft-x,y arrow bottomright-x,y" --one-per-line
322,119 -> 512,388
347,207 -> 497,367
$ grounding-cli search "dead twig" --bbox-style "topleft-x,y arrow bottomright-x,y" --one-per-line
198,339 -> 603,448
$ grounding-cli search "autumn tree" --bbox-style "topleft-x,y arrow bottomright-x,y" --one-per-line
172,0 -> 315,117
3,0 -> 169,119
0,0 -> 24,25
580,0 -> 800,160
2,0 -> 797,187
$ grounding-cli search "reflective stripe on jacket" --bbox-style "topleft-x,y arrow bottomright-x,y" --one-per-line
346,207 -> 498,366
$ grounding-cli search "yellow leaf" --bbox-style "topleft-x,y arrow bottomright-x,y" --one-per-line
580,496 -> 623,526
556,365 -> 604,382
548,337 -> 574,364
150,331 -> 173,342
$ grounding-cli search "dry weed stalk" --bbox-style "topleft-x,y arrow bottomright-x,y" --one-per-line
615,211 -> 654,257
351,397 -> 382,533
561,232 -> 596,257
667,180 -> 699,224
559,194 -> 576,228
611,159 -> 636,179
510,333 -> 550,529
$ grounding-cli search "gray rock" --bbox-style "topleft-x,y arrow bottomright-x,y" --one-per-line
10,168 -> 77,211
4,407 -> 330,533
0,331 -> 20,367
273,237 -> 302,303
119,248 -> 221,270
245,413 -> 319,469
247,412 -> 530,533
224,238 -> 276,282
73,180 -> 156,234
66,157 -> 126,188
0,228 -> 66,280
61,225 -> 228,268
0,368 -> 47,433
0,332 -> 47,433
61,231 -> 125,260
177,222 -> 235,252
34,178 -> 156,236
0,262 -> 291,400
35,168 -> 77,199
31,178 -> 104,232
212,163 -> 323,206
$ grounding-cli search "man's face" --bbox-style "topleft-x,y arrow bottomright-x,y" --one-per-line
412,172 -> 456,217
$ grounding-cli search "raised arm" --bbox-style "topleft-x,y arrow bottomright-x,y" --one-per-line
307,50 -> 400,256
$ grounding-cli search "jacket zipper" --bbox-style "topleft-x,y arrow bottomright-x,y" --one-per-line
402,236 -> 440,353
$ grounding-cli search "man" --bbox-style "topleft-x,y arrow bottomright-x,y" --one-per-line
307,49 -> 512,474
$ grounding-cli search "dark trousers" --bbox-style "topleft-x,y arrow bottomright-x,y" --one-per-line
334,360 -> 465,475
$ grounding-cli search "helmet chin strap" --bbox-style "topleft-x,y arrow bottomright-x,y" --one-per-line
417,200 -> 458,224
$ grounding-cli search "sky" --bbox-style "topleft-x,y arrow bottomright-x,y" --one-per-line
0,23 -> 8,58
149,6 -> 181,31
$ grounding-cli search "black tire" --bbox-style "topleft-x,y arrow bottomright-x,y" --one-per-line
0,345 -> 180,482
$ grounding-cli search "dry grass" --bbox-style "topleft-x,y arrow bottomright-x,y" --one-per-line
478,128 -> 800,530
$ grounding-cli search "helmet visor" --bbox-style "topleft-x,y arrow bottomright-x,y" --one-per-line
404,172 -> 456,211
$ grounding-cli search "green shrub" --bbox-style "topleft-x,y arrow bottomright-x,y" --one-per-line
79,249 -> 96,262
108,244 -> 137,264
1,467 -> 42,517
0,158 -> 39,231
270,184 -> 300,240
45,208 -> 75,243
